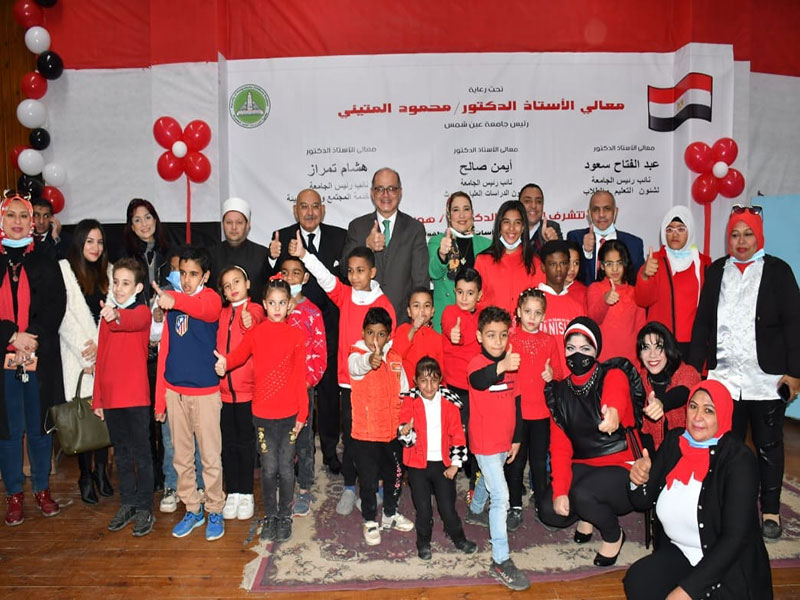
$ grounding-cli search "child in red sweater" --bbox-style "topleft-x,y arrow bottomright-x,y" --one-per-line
393,287 -> 444,384
398,357 -> 476,560
93,258 -> 154,536
216,265 -> 265,522
280,257 -> 327,516
564,241 -> 587,312
214,277 -> 308,544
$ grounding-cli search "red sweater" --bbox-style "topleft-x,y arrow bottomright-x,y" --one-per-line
288,298 -> 327,388
224,319 -> 308,422
474,250 -> 545,317
216,300 -> 265,404
587,279 -> 646,364
537,285 -> 586,367
509,328 -> 563,420
393,323 -> 444,385
93,303 -> 151,409
634,248 -> 710,343
398,389 -> 466,468
550,366 -> 636,498
467,352 -> 520,455
441,304 -> 481,390
565,280 -> 587,313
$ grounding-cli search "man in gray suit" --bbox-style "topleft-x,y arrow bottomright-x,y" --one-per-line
342,167 -> 430,324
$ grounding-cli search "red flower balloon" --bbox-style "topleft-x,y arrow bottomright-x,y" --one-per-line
691,173 -> 718,205
184,151 -> 211,183
153,117 -> 183,150
21,72 -> 47,100
718,168 -> 745,198
157,151 -> 184,181
684,141 -> 714,174
41,185 -> 64,214
9,145 -> 29,170
712,137 -> 738,165
183,120 -> 211,152
13,0 -> 44,29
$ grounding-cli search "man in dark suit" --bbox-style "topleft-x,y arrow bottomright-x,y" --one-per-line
566,190 -> 644,285
269,188 -> 347,474
341,167 -> 430,323
519,183 -> 562,253
32,197 -> 70,259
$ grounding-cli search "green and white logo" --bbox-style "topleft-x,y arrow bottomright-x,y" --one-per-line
229,84 -> 270,128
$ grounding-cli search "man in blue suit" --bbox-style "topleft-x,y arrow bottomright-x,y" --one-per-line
566,190 -> 644,285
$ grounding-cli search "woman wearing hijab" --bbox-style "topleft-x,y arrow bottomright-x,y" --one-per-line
635,206 -> 711,359
539,317 -> 645,567
689,205 -> 800,540
0,191 -> 66,526
427,191 -> 491,332
624,380 -> 773,600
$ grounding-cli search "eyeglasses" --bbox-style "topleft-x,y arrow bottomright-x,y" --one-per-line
601,260 -> 624,268
665,226 -> 687,235
731,204 -> 762,217
372,185 -> 401,196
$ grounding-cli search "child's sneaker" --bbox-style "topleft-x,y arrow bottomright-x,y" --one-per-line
507,507 -> 523,532
275,516 -> 292,542
465,508 -> 490,528
292,491 -> 313,517
132,510 -> 155,537
260,516 -> 278,541
205,511 -> 225,541
108,505 -> 137,532
237,494 -> 254,520
489,558 -> 530,591
172,510 -> 205,538
159,488 -> 178,513
336,487 -> 357,515
222,493 -> 240,520
381,511 -> 414,532
34,489 -> 59,517
363,520 -> 381,545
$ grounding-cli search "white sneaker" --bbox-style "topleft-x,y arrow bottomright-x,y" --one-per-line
381,511 -> 414,532
363,520 -> 382,545
159,488 -> 178,513
237,494 -> 255,520
223,493 -> 240,520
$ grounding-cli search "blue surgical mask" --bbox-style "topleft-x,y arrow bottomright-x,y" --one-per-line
165,271 -> 181,290
290,283 -> 302,296
593,223 -> 616,237
1,237 -> 33,249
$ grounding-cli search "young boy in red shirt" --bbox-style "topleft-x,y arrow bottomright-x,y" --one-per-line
393,287 -> 444,383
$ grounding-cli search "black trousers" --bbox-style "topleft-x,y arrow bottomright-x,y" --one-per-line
146,354 -> 164,485
732,398 -> 786,514
351,438 -> 403,522
316,351 -> 340,461
254,415 -> 296,518
105,406 -> 154,511
624,540 -> 693,599
450,386 -> 479,490
538,463 -> 632,542
505,417 -> 550,508
220,401 -> 255,494
340,388 -> 358,486
408,461 -> 466,548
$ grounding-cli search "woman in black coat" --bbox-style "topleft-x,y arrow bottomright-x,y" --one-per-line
624,380 -> 772,600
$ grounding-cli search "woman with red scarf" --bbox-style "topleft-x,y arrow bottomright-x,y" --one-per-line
624,380 -> 772,600
0,191 -> 66,526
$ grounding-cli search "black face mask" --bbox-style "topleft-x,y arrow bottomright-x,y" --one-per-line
566,351 -> 596,376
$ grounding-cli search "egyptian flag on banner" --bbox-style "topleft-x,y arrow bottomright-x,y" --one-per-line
647,72 -> 713,132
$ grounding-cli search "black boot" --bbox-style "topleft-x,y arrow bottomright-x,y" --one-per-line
78,474 -> 98,504
93,466 -> 114,497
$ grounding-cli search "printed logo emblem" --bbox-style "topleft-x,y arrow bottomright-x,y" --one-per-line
175,314 -> 188,337
229,84 -> 270,128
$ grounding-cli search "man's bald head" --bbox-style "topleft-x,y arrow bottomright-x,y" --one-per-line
294,188 -> 325,232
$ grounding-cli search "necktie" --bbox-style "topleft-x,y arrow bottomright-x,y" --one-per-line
383,220 -> 391,246
307,232 -> 317,255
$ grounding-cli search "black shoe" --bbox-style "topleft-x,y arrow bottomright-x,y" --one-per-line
132,510 -> 155,537
93,469 -> 114,497
489,558 -> 530,591
574,529 -> 593,544
324,455 -> 342,476
453,538 -> 478,554
260,516 -> 278,541
506,507 -> 523,532
275,516 -> 292,542
762,519 -> 782,540
78,475 -> 98,505
465,509 -> 490,528
534,510 -> 559,532
108,505 -> 137,531
417,545 -> 432,560
594,530 -> 625,567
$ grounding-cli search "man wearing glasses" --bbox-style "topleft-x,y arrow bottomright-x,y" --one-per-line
342,167 -> 430,324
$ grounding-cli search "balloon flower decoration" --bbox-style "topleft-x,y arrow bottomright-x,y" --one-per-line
153,117 -> 212,243
684,137 -> 745,256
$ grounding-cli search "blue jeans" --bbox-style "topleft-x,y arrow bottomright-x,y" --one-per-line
0,372 -> 51,494
296,389 -> 315,490
470,452 -> 510,563
161,415 -> 204,490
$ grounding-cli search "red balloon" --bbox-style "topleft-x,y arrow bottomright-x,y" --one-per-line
691,173 -> 718,205
13,0 -> 44,29
712,137 -> 738,166
10,145 -> 30,170
684,142 -> 714,173
21,72 -> 47,99
157,151 -> 184,181
184,152 -> 211,183
183,120 -> 211,152
153,117 -> 183,149
718,168 -> 745,198
41,185 -> 64,214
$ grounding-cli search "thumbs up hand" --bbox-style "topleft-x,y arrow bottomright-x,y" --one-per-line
369,341 -> 383,370
499,343 -> 520,373
583,228 -> 596,254
399,417 -> 415,437
99,299 -> 118,323
542,212 -> 558,241
541,357 -> 554,382
642,246 -> 659,279
152,281 -> 175,310
604,279 -> 620,305
213,350 -> 227,377
269,231 -> 282,259
367,220 -> 386,252
288,230 -> 305,258
643,390 -> 664,421
240,302 -> 253,329
598,404 -> 620,434
450,316 -> 462,344
439,227 -> 453,258
630,448 -> 652,486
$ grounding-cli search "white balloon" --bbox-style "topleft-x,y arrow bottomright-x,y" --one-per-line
43,163 -> 67,187
16,99 -> 47,129
24,26 -> 51,54
171,140 -> 188,158
18,149 -> 45,176
712,161 -> 729,178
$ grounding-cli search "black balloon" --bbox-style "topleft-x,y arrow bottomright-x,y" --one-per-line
29,128 -> 50,151
37,51 -> 64,80
17,174 -> 44,199
34,0 -> 59,7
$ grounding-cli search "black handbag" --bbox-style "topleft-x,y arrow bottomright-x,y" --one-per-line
46,371 -> 111,455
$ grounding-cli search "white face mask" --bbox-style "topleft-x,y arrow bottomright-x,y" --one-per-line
592,223 -> 616,237
115,293 -> 137,309
500,236 -> 522,250
290,283 -> 302,296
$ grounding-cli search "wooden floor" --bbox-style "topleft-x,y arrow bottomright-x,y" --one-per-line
2,422 -> 800,599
